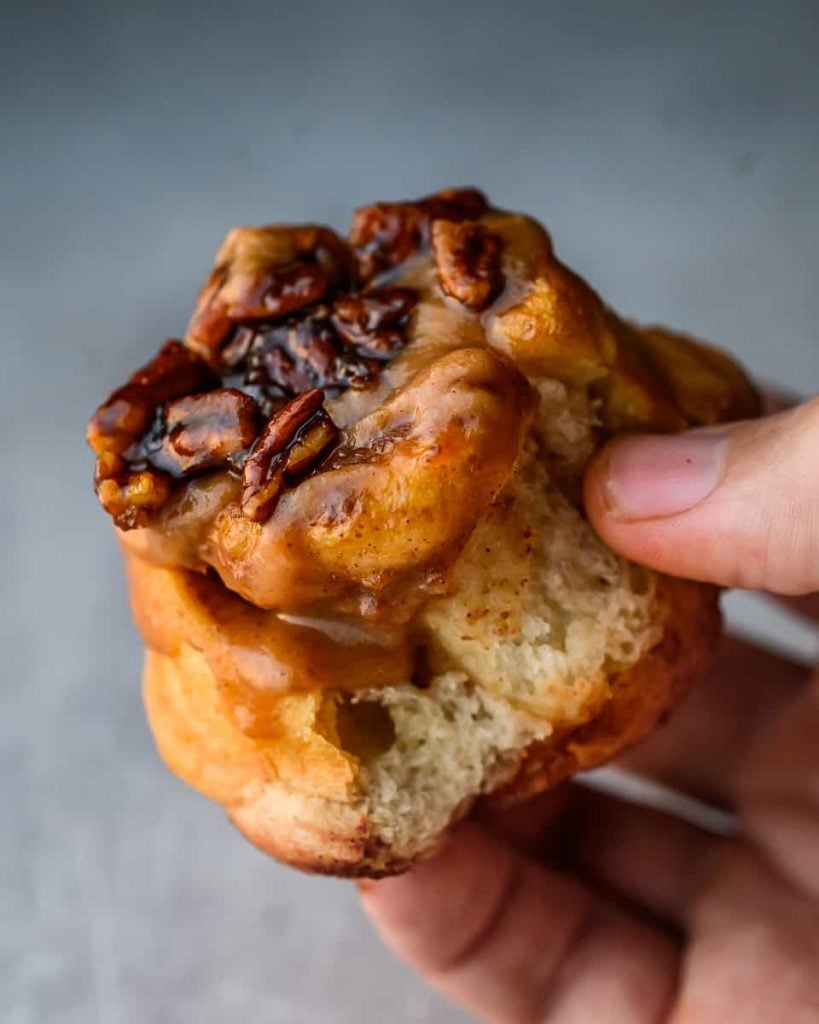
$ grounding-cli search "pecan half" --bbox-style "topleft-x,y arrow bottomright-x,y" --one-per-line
87,341 -> 219,457
241,389 -> 339,523
283,413 -> 339,476
431,219 -> 503,311
150,388 -> 260,476
349,187 -> 489,282
331,287 -> 416,359
186,225 -> 352,363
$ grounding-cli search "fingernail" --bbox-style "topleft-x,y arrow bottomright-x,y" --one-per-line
600,431 -> 728,521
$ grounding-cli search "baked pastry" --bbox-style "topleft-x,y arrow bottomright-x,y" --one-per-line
87,188 -> 758,876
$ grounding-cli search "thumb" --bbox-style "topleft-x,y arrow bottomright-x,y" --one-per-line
584,397 -> 819,594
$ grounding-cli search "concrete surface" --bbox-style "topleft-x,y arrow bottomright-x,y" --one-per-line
2,1 -> 817,1021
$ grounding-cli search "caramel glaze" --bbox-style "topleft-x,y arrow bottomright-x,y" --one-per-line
121,215 -> 543,738
126,554 -> 414,738
118,202 -> 757,740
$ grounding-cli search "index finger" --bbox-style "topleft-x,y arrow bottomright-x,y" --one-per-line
359,822 -> 679,1024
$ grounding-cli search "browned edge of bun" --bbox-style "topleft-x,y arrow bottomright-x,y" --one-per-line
142,572 -> 721,876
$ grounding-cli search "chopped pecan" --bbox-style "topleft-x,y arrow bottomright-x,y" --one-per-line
87,392 -> 155,457
127,339 -> 221,397
94,451 -> 173,530
287,314 -> 343,382
183,267 -> 233,365
349,203 -> 427,284
220,325 -> 255,370
349,187 -> 489,282
87,341 -> 219,457
186,225 -> 352,363
333,288 -> 416,334
241,389 -> 339,522
243,310 -> 379,397
224,262 -> 328,322
431,219 -> 503,311
331,287 -> 416,358
247,335 -> 312,393
150,389 -> 260,476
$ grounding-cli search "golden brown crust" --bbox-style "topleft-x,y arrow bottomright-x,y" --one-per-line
487,213 -> 760,431
228,791 -> 411,878
142,639 -> 409,876
139,564 -> 721,875
494,577 -> 721,802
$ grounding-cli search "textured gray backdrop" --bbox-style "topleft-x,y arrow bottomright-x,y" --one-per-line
2,1 -> 818,1022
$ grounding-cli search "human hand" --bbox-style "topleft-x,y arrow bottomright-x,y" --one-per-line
359,396 -> 819,1023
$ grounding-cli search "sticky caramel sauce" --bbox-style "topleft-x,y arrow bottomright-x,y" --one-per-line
127,552 -> 416,738
189,575 -> 414,739
124,214 -> 538,739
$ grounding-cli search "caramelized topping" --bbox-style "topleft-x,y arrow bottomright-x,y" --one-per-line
88,191 -> 501,532
87,341 -> 222,528
350,187 -> 489,282
431,219 -> 503,311
241,389 -> 340,523
186,225 -> 352,363
89,221 -> 420,530
240,307 -> 380,403
95,187 -> 748,546
194,348 -> 537,618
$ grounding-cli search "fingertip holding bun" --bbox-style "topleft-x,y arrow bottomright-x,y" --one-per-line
90,188 -> 757,876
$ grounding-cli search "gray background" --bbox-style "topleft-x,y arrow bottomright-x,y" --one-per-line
2,1 -> 818,1022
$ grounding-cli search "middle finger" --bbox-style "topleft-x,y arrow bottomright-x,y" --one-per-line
618,632 -> 810,806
